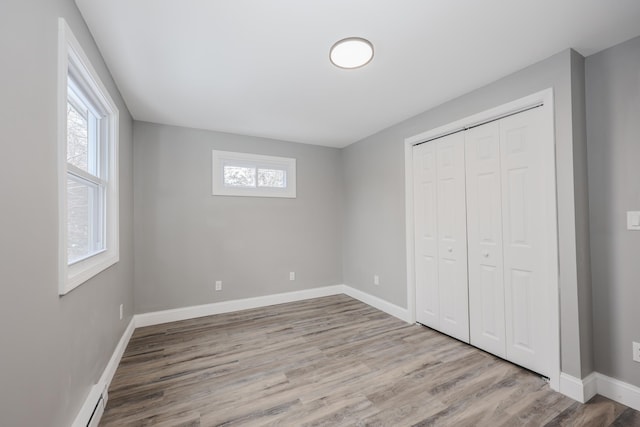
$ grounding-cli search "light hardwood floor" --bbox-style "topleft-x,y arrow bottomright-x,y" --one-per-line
101,295 -> 640,426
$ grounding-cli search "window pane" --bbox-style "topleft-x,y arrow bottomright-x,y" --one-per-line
223,166 -> 256,187
258,168 -> 286,188
67,101 -> 89,172
67,176 -> 103,264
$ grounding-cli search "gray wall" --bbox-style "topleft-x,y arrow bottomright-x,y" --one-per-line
342,49 -> 593,378
570,51 -> 595,377
0,1 -> 135,426
133,122 -> 343,313
586,35 -> 640,388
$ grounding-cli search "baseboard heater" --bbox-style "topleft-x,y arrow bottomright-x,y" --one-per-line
72,383 -> 107,427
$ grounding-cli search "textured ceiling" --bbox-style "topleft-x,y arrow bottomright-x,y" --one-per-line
76,0 -> 640,147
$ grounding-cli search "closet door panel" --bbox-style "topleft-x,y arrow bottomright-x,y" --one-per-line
413,143 -> 439,328
435,133 -> 469,342
465,122 -> 506,357
500,107 -> 550,377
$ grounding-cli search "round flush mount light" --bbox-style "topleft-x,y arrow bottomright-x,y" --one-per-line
330,37 -> 374,69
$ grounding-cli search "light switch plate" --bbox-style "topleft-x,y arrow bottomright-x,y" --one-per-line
627,211 -> 640,230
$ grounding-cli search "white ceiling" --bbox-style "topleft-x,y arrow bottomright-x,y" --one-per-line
76,0 -> 640,148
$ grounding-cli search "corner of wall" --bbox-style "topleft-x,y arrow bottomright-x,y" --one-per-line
569,48 -> 595,377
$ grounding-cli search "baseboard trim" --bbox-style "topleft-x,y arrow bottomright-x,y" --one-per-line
98,317 -> 136,402
583,372 -> 599,402
558,371 -> 640,410
342,285 -> 411,323
559,372 -> 598,403
71,317 -> 135,427
596,373 -> 640,411
134,284 -> 412,329
134,285 -> 345,328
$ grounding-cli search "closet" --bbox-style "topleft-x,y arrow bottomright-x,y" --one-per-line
413,106 -> 554,378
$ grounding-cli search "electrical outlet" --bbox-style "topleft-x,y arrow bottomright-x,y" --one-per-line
215,280 -> 222,291
633,342 -> 640,363
374,275 -> 380,285
627,212 -> 640,230
289,272 -> 295,281
119,304 -> 123,320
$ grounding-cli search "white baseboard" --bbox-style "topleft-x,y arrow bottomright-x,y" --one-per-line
559,372 -> 598,403
342,285 -> 411,323
134,284 -> 412,329
98,317 -> 136,402
596,373 -> 640,411
134,285 -> 345,328
558,371 -> 640,411
583,372 -> 599,402
71,317 -> 135,427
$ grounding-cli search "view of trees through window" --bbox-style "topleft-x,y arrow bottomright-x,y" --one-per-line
67,101 -> 90,263
66,98 -> 103,264
67,101 -> 89,171
223,165 -> 286,188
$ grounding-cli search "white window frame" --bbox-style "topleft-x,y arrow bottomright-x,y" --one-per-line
58,18 -> 119,295
212,150 -> 296,198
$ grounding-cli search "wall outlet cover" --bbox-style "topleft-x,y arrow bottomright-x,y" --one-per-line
627,211 -> 640,230
633,342 -> 640,363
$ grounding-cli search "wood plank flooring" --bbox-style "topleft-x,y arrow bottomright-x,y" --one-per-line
101,295 -> 640,426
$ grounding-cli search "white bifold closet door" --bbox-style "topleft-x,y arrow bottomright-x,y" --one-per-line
499,107 -> 551,376
465,107 -> 551,377
414,132 -> 469,343
465,121 -> 506,358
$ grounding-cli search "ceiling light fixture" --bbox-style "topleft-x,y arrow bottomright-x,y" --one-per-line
330,37 -> 374,69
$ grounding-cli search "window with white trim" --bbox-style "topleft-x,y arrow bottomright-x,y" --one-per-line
58,19 -> 119,295
212,151 -> 296,198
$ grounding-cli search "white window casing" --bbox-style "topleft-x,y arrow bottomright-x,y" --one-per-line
58,18 -> 119,295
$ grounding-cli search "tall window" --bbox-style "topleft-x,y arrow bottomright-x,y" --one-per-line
66,77 -> 104,264
58,19 -> 119,294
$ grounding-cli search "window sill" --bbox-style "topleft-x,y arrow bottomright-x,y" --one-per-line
59,249 -> 119,295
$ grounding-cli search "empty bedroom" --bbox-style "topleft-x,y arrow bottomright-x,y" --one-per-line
2,0 -> 640,426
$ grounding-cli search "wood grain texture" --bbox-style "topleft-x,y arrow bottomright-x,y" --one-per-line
100,295 -> 639,426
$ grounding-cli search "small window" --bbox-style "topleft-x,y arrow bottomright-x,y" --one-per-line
212,151 -> 296,198
58,19 -> 119,294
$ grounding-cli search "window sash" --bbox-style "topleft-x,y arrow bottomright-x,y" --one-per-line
222,163 -> 288,189
65,73 -> 108,267
66,173 -> 106,265
68,79 -> 103,177
212,150 -> 296,198
67,163 -> 105,187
